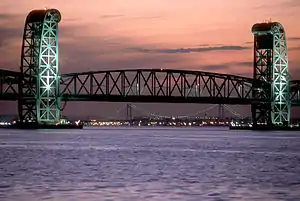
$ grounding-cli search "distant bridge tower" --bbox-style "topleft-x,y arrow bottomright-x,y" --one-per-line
251,22 -> 290,126
19,9 -> 61,124
126,104 -> 132,120
218,104 -> 224,120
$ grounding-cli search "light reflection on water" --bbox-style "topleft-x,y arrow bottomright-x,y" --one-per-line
0,127 -> 300,201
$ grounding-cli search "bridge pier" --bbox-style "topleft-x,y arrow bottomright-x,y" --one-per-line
251,22 -> 290,128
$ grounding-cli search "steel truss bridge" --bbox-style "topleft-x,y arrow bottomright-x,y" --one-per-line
2,68 -> 299,104
0,8 -> 300,128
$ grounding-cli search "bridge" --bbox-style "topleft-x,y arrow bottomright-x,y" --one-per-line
0,8 -> 300,128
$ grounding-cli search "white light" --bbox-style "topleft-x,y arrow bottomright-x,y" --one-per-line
46,84 -> 51,90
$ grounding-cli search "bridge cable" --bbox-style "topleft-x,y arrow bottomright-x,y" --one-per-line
223,104 -> 244,119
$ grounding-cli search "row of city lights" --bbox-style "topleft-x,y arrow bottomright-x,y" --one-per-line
87,120 -> 237,127
0,122 -> 11,126
1,120 -> 298,128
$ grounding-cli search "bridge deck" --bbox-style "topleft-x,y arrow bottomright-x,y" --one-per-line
62,94 -> 257,104
0,69 -> 22,77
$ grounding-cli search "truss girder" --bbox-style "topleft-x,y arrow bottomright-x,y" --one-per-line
252,22 -> 290,126
290,80 -> 300,105
18,9 -> 61,124
60,69 -> 258,104
1,69 -> 300,105
0,70 -> 20,100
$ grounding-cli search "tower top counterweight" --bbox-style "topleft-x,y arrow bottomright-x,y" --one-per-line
26,9 -> 61,23
252,22 -> 284,34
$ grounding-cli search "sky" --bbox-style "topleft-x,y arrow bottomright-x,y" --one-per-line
0,0 -> 300,118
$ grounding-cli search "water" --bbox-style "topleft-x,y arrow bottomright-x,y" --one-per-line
0,127 -> 300,201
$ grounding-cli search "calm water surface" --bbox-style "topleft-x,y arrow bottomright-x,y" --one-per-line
0,127 -> 300,201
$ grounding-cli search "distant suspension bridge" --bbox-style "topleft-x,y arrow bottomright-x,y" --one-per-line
103,103 -> 246,120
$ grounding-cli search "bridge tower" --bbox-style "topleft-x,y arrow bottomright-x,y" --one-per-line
19,9 -> 61,124
251,22 -> 290,127
126,104 -> 133,120
218,104 -> 224,120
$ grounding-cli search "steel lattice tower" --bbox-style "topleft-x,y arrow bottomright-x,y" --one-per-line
19,9 -> 61,124
251,22 -> 290,127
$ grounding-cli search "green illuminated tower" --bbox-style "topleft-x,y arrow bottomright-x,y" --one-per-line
251,22 -> 290,127
19,9 -> 61,124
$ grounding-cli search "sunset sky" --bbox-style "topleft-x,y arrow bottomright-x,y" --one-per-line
0,0 -> 300,118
